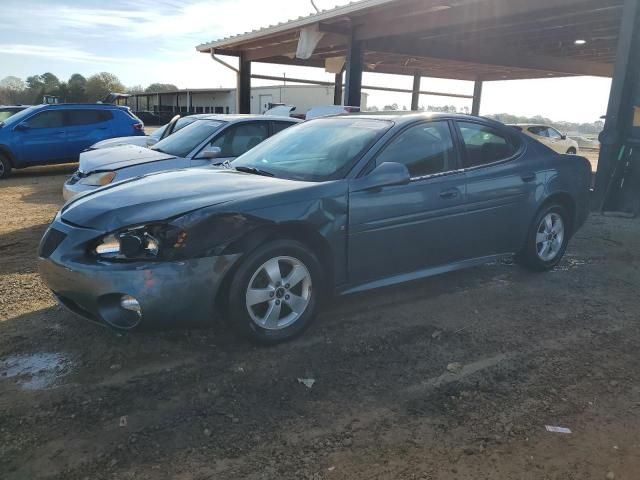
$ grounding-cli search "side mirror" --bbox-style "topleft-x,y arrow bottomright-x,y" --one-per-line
561,134 -> 567,140
197,146 -> 222,160
15,122 -> 30,131
351,162 -> 410,192
146,138 -> 158,147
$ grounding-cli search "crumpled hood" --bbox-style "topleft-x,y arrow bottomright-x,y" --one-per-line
61,168 -> 309,231
79,144 -> 175,173
90,136 -> 151,151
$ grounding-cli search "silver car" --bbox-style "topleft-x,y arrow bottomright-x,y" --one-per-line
63,114 -> 300,200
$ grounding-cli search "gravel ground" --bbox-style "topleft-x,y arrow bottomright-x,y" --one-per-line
1,164 -> 640,480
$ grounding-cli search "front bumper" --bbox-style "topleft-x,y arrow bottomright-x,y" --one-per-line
38,218 -> 240,329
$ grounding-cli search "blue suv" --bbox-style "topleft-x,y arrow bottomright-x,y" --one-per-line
0,104 -> 144,179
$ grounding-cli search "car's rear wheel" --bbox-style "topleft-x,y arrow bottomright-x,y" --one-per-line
227,239 -> 322,344
566,147 -> 577,154
518,204 -> 570,271
0,155 -> 12,179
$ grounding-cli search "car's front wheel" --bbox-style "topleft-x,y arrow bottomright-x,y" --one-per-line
518,204 -> 570,271
227,239 -> 322,344
0,155 -> 12,179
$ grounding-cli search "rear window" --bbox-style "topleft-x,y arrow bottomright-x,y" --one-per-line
67,109 -> 112,126
151,120 -> 225,157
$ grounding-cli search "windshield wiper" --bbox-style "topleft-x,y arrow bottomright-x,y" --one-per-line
234,166 -> 274,177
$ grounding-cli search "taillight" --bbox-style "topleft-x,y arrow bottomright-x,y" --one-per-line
133,123 -> 144,132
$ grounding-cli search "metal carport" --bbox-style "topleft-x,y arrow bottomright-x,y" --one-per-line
196,0 -> 640,214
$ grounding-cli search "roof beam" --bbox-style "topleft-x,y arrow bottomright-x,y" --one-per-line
355,0 -> 605,41
365,37 -> 614,77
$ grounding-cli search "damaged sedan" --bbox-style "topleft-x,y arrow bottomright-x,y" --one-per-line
39,113 -> 591,344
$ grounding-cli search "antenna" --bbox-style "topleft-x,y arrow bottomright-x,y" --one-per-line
310,0 -> 320,13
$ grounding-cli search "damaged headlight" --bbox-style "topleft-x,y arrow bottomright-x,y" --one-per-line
78,171 -> 116,187
93,224 -> 187,260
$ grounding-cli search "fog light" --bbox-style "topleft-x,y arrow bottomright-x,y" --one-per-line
120,295 -> 142,317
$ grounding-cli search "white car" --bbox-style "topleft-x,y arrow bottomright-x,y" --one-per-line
510,124 -> 579,155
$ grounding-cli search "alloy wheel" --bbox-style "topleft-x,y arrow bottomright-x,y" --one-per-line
536,212 -> 564,261
245,256 -> 312,330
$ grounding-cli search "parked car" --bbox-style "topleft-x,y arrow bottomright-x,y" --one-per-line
0,104 -> 144,179
0,105 -> 29,122
570,135 -> 600,150
39,113 -> 591,344
509,124 -> 579,155
62,114 -> 299,200
86,115 -> 201,151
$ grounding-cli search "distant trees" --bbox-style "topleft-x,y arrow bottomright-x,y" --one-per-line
145,83 -> 178,93
85,72 -> 126,102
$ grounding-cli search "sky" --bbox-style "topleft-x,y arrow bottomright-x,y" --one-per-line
0,0 -> 612,123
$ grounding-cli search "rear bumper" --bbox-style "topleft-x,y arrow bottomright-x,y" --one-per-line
38,219 -> 240,329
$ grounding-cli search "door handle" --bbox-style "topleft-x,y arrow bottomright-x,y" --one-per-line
439,188 -> 459,199
521,172 -> 536,182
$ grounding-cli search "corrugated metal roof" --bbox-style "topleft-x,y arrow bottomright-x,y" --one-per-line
195,0 -> 398,52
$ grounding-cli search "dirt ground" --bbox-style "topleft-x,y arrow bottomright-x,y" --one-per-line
2,163 -> 640,480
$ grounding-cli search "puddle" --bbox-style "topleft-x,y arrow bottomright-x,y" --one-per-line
0,352 -> 72,390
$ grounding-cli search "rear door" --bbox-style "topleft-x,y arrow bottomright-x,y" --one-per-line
65,109 -> 114,158
455,120 -> 537,258
348,120 -> 467,285
14,110 -> 68,165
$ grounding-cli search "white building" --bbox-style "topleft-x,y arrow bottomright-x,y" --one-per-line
127,85 -> 368,116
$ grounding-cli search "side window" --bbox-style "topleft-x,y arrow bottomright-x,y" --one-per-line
547,128 -> 562,139
375,121 -> 455,178
458,122 -> 518,168
528,126 -> 547,137
272,121 -> 293,135
211,122 -> 269,157
28,110 -> 65,129
67,109 -> 112,126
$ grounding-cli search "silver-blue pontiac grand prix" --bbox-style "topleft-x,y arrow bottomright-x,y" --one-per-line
38,113 -> 591,344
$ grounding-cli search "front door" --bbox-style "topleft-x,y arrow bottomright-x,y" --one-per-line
455,120 -> 537,258
348,120 -> 467,285
192,121 -> 269,167
15,110 -> 68,164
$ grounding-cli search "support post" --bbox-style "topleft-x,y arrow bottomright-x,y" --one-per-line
238,52 -> 252,114
344,38 -> 363,107
472,79 -> 483,116
135,95 -> 139,112
157,93 -> 161,113
187,91 -> 192,113
593,0 -> 640,207
175,93 -> 179,113
146,95 -> 150,111
334,72 -> 343,105
411,73 -> 421,111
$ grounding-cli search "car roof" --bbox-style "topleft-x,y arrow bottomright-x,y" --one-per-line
329,111 -> 508,128
28,103 -> 132,111
189,114 -> 300,123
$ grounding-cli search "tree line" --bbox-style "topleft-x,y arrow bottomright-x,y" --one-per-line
0,72 -> 178,105
369,103 -> 603,135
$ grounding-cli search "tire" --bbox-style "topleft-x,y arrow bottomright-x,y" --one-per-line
227,239 -> 323,344
566,147 -> 577,154
518,204 -> 570,271
0,155 -> 12,179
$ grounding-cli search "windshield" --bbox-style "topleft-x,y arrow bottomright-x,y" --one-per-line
1,105 -> 38,125
151,119 -> 224,157
232,118 -> 392,181
0,108 -> 24,122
